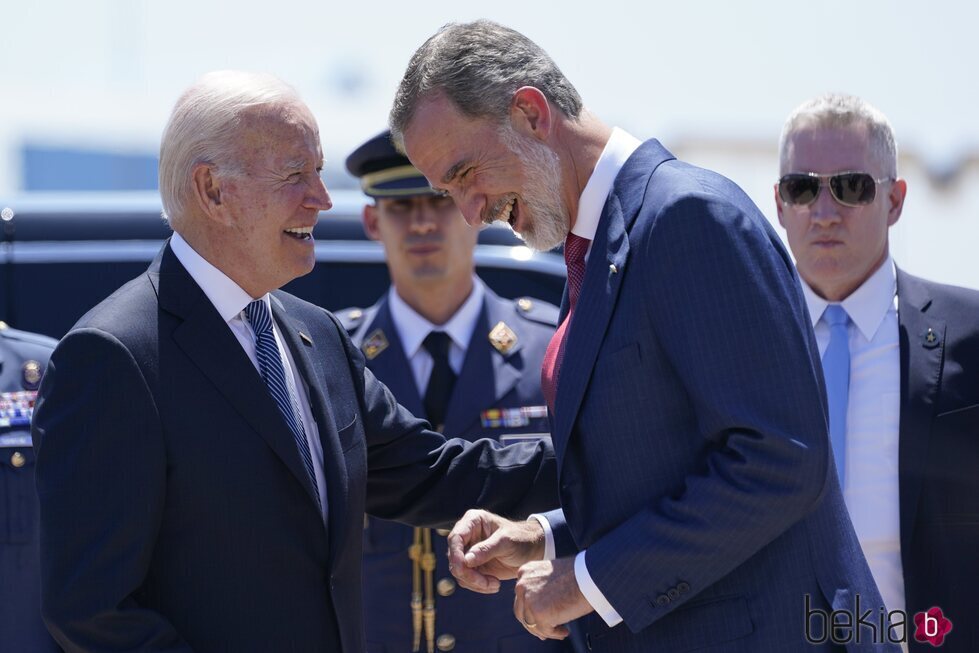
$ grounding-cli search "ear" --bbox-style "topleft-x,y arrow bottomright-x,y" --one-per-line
509,86 -> 552,141
774,182 -> 787,227
362,204 -> 381,241
886,178 -> 907,227
191,163 -> 226,223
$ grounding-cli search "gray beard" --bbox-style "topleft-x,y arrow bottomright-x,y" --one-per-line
498,126 -> 568,252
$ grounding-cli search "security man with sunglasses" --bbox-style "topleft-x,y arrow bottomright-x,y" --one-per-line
776,93 -> 979,652
339,131 -> 566,653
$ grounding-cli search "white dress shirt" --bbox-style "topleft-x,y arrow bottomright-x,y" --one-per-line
169,232 -> 329,519
533,127 -> 642,627
802,258 -> 905,615
387,276 -> 485,395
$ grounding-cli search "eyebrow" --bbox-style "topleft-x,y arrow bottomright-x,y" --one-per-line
441,159 -> 470,185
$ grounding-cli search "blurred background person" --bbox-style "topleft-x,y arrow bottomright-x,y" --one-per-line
340,130 -> 564,653
0,321 -> 59,652
776,93 -> 979,652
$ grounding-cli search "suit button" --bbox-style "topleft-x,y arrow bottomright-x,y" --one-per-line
667,587 -> 680,600
436,578 -> 456,596
11,451 -> 26,468
435,528 -> 451,537
436,634 -> 456,651
677,582 -> 690,594
655,594 -> 670,606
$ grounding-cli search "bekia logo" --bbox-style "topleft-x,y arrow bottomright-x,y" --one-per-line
805,594 -> 954,647
914,607 -> 953,647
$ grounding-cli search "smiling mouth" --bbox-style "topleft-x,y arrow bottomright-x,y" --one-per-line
284,226 -> 314,241
491,197 -> 519,230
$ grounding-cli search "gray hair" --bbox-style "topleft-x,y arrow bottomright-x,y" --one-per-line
159,70 -> 300,226
390,20 -> 583,146
779,93 -> 898,178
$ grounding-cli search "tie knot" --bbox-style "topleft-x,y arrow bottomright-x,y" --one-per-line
564,233 -> 590,268
423,331 -> 452,361
244,299 -> 273,335
823,304 -> 849,328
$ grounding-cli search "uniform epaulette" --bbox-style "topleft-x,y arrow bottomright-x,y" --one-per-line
334,307 -> 367,333
0,323 -> 58,349
512,297 -> 559,327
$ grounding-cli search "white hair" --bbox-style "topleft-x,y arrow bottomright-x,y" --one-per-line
159,70 -> 300,226
779,93 -> 898,178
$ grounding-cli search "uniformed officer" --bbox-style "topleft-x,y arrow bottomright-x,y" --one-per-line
340,131 -> 567,653
0,321 -> 60,652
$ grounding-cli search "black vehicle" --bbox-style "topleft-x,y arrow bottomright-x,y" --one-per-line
0,191 -> 565,339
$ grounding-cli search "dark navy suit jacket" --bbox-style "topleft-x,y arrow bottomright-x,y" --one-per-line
540,141 -> 896,652
0,325 -> 60,652
338,287 -> 567,653
31,244 -> 558,653
896,270 -> 979,652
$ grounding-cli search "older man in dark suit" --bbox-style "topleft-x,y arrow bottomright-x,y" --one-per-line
776,93 -> 979,652
31,70 -> 557,653
390,21 -> 897,652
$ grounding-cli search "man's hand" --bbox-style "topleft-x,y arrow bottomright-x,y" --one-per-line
514,557 -> 594,640
446,509 -> 546,593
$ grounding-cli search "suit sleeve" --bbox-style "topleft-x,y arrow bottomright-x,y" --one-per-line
582,194 -> 831,632
325,312 -> 560,526
32,328 -> 193,652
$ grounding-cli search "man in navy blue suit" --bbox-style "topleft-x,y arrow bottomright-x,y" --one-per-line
31,71 -> 557,653
0,322 -> 60,652
339,131 -> 565,653
776,94 -> 979,652
390,21 -> 897,652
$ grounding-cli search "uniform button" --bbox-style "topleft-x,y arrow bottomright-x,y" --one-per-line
677,582 -> 690,594
435,528 -> 451,537
11,451 -> 26,468
655,594 -> 670,606
667,587 -> 680,600
436,578 -> 456,596
436,633 -> 456,651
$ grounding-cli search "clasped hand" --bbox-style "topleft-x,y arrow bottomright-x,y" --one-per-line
445,509 -> 594,640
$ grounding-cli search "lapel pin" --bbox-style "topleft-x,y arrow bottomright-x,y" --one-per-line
922,327 -> 940,349
299,331 -> 313,346
362,328 -> 389,360
488,321 -> 518,355
22,360 -> 42,390
609,263 -> 618,275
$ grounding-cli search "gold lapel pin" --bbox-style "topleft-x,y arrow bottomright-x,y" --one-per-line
299,332 -> 313,346
362,329 -> 389,360
488,321 -> 518,355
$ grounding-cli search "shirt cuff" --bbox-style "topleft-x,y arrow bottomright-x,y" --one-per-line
529,514 -> 555,561
574,550 -> 623,627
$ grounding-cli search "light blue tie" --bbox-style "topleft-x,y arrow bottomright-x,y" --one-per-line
822,304 -> 850,486
245,299 -> 322,512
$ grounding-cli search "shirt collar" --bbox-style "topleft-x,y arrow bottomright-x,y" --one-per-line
388,276 -> 486,358
169,231 -> 267,322
802,257 -> 897,341
570,127 -> 643,242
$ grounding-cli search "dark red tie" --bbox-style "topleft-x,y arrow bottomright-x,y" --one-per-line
541,233 -> 590,412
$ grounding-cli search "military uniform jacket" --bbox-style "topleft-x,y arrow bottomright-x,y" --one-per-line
338,286 -> 569,653
0,323 -> 60,652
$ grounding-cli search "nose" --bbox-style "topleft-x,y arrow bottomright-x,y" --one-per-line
456,192 -> 486,228
306,174 -> 333,212
808,183 -> 841,226
408,203 -> 437,234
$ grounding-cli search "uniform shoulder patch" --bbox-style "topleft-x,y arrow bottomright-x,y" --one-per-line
513,297 -> 559,327
334,307 -> 366,333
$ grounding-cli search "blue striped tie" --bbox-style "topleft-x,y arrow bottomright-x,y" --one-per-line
245,299 -> 321,511
821,304 -> 850,486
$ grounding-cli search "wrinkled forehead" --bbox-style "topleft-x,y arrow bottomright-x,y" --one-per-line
233,102 -> 322,163
402,95 -> 502,183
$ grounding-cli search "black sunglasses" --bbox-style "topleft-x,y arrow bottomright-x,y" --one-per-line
777,172 -> 893,207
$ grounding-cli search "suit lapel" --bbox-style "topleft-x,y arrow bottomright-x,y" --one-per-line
270,295 -> 341,531
552,140 -> 675,462
360,300 -> 425,418
443,292 -> 522,435
896,269 -> 945,559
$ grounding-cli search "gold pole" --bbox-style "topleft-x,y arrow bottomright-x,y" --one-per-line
409,527 -> 424,652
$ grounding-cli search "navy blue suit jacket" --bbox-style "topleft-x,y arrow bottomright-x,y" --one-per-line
339,288 -> 566,652
0,325 -> 60,652
31,244 -> 558,653
541,141 -> 896,652
896,270 -> 979,652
